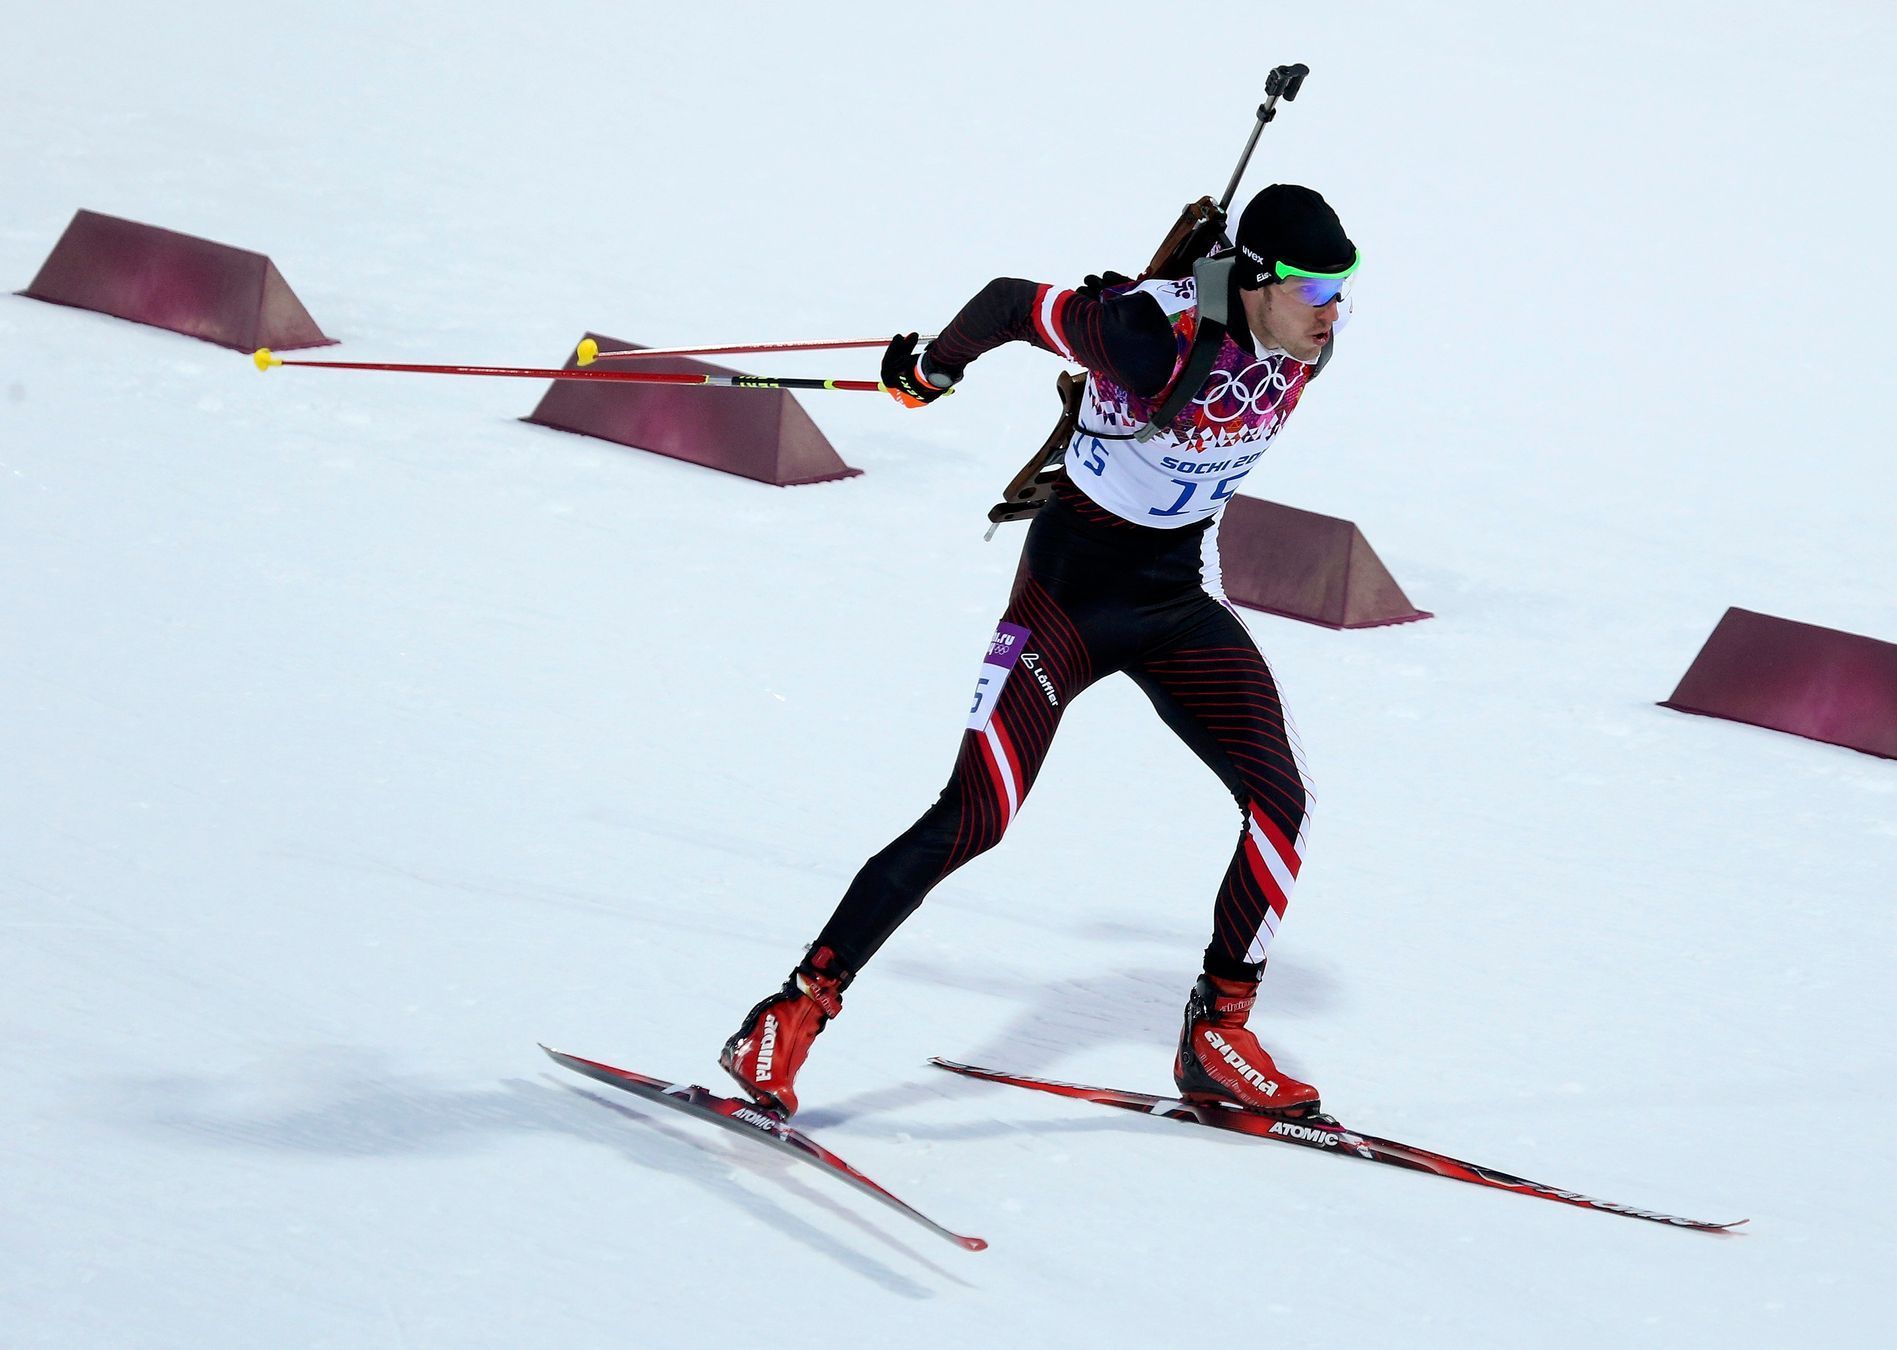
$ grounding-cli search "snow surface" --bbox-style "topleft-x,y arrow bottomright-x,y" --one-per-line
4,1 -> 1895,1345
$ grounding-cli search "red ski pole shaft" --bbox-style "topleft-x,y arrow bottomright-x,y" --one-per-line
251,349 -> 884,393
575,334 -> 938,365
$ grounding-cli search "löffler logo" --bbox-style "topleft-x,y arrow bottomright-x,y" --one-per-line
1021,653 -> 1060,707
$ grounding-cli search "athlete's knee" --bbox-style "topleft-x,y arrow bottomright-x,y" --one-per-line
948,777 -> 1015,862
1240,788 -> 1308,873
903,767 -> 1016,880
959,718 -> 1032,851
1233,777 -> 1305,835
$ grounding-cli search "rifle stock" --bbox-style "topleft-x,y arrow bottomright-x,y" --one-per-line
1142,196 -> 1229,282
985,371 -> 1087,530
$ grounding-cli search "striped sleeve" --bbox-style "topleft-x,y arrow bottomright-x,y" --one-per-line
925,277 -> 1174,398
1031,284 -> 1078,360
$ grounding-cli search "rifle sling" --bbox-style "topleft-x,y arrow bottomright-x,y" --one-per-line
1136,255 -> 1235,443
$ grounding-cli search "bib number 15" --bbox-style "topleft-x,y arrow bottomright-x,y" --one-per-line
1149,474 -> 1242,518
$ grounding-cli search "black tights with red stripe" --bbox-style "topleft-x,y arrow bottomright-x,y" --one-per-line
814,479 -> 1311,982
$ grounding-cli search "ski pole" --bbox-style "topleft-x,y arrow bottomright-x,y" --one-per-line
1218,62 -> 1312,215
1140,62 -> 1315,278
574,335 -> 937,366
250,349 -> 884,393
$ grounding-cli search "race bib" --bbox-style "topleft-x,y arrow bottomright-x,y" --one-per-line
966,622 -> 1030,730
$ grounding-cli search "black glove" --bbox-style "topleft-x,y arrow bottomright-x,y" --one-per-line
1077,270 -> 1134,299
881,333 -> 957,408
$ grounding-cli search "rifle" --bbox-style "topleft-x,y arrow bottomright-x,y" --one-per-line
981,63 -> 1311,538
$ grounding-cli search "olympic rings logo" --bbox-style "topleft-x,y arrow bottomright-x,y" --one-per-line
1194,358 -> 1297,424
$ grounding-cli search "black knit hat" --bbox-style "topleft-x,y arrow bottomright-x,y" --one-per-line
1234,184 -> 1356,289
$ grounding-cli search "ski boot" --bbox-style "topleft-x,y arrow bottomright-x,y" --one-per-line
1174,971 -> 1321,1117
720,945 -> 851,1116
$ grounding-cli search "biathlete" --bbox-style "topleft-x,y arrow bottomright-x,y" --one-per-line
723,185 -> 1360,1119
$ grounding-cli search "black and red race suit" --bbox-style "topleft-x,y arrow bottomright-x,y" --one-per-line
815,268 -> 1322,983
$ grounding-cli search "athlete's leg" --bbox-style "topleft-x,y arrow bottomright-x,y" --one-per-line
1128,600 -> 1320,1112
721,574 -> 1101,1113
1126,602 -> 1312,978
723,487 -> 1150,1113
814,575 -> 1098,971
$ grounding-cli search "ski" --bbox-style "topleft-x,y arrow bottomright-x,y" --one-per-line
930,1058 -> 1743,1233
540,1046 -> 987,1252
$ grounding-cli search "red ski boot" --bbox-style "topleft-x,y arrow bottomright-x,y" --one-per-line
719,946 -> 850,1116
1173,972 -> 1321,1116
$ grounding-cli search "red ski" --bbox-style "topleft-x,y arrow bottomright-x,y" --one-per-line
930,1058 -> 1743,1233
541,1046 -> 986,1252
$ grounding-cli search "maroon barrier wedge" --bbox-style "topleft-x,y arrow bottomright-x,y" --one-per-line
1661,608 -> 1897,760
1215,495 -> 1430,629
20,210 -> 333,353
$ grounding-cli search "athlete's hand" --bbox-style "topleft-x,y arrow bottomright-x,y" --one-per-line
1077,270 -> 1134,298
881,333 -> 957,408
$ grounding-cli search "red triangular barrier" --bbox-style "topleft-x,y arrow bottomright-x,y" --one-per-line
1661,608 -> 1897,759
1215,495 -> 1430,629
521,334 -> 861,487
18,209 -> 333,352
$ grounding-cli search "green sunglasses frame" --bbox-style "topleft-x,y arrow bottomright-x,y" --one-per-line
1272,249 -> 1361,282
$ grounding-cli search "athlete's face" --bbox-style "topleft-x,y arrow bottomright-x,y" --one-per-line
1242,282 -> 1338,364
